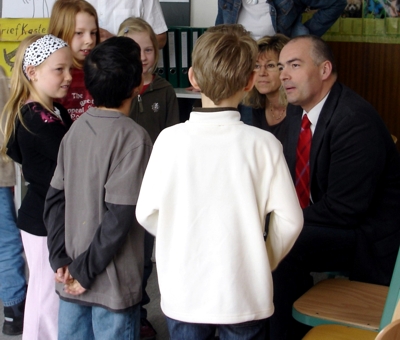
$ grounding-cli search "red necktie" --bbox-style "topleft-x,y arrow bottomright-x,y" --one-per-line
295,114 -> 312,209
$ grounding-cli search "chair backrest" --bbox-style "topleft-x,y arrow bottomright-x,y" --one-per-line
379,247 -> 400,329
376,319 -> 400,340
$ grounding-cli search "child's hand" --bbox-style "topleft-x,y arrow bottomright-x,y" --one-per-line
55,266 -> 73,284
63,279 -> 86,296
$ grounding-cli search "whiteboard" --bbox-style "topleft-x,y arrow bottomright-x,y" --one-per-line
0,0 -> 190,18
1,0 -> 54,18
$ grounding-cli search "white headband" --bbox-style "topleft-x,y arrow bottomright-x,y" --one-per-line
23,34 -> 68,78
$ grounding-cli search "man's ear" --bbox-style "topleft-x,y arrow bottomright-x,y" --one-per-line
244,71 -> 256,92
25,65 -> 37,81
188,67 -> 200,91
320,60 -> 333,80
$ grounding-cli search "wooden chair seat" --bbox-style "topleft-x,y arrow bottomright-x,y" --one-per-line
293,278 -> 388,331
303,315 -> 400,340
302,324 -> 377,340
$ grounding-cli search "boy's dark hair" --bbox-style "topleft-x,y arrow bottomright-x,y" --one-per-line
84,36 -> 143,108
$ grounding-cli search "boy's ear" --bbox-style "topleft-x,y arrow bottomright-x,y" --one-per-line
244,71 -> 256,93
188,67 -> 200,91
25,65 -> 37,81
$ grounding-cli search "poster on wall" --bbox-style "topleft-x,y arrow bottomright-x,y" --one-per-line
304,0 -> 400,43
0,18 -> 49,76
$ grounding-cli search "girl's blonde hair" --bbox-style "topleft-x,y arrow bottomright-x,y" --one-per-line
243,34 -> 290,109
0,34 -> 56,156
48,0 -> 100,68
117,17 -> 159,74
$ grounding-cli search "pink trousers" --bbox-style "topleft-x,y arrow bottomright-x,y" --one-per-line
21,231 -> 59,340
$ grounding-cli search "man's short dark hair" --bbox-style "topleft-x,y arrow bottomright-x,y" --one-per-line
84,36 -> 143,108
291,35 -> 337,75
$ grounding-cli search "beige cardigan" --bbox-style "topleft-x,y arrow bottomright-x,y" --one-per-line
0,66 -> 15,187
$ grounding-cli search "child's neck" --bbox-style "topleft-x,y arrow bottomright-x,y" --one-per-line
201,91 -> 244,109
98,97 -> 133,117
28,95 -> 53,110
143,72 -> 153,85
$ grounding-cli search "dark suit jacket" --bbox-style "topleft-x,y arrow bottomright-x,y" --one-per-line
284,82 -> 400,285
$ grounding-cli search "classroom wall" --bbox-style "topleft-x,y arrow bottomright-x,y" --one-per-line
191,0 -> 217,27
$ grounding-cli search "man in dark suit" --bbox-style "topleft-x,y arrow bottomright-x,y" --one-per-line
270,35 -> 400,339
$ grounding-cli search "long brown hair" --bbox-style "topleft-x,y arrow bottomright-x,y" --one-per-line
48,0 -> 100,68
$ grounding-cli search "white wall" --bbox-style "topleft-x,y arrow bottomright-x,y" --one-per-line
191,0 -> 217,27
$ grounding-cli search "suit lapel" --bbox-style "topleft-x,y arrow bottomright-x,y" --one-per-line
309,82 -> 342,180
284,104 -> 303,181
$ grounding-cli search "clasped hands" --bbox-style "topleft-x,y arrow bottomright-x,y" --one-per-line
55,266 -> 86,296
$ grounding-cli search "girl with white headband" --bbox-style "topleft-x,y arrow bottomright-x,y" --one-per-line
0,33 -> 73,340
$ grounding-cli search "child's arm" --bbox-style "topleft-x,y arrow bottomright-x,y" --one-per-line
66,203 -> 139,290
66,143 -> 152,290
44,145 -> 73,273
265,147 -> 304,270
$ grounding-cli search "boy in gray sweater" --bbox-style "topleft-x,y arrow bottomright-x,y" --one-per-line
44,37 -> 152,340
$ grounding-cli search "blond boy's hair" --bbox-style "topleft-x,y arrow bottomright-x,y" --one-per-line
117,17 -> 159,75
243,34 -> 289,109
191,24 -> 258,105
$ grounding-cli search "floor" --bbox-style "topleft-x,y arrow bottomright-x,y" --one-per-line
0,263 -> 170,340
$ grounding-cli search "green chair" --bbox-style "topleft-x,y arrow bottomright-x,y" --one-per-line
292,247 -> 400,332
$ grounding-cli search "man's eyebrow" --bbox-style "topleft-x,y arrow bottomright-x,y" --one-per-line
287,58 -> 302,64
279,57 -> 303,66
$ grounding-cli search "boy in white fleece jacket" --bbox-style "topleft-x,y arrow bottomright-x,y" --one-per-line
136,24 -> 303,340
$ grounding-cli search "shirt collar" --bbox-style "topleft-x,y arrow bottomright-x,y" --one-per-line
302,91 -> 330,135
189,108 -> 242,125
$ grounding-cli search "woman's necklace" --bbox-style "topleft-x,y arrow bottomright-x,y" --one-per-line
245,0 -> 258,4
269,105 -> 285,120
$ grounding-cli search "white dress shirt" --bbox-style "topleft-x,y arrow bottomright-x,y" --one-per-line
86,0 -> 168,35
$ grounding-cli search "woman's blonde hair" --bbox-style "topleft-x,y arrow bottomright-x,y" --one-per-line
48,0 -> 100,68
0,34 -> 57,156
117,17 -> 159,74
243,34 -> 289,109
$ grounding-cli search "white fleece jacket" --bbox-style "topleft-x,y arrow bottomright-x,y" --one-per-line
136,109 -> 303,324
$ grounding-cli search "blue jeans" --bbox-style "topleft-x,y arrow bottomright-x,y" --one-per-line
291,0 -> 348,37
58,300 -> 141,340
166,316 -> 268,340
0,187 -> 26,306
